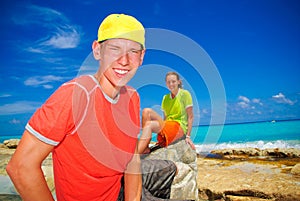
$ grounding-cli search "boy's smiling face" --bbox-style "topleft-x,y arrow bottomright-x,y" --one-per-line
93,38 -> 145,97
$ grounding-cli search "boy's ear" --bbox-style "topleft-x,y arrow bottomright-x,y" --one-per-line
92,41 -> 101,60
139,49 -> 146,66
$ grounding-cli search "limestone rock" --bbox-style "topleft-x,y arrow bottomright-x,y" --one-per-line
291,163 -> 300,175
262,148 -> 300,158
211,148 -> 300,159
0,194 -> 21,201
197,157 -> 300,201
3,139 -> 20,149
144,140 -> 198,200
226,195 -> 275,201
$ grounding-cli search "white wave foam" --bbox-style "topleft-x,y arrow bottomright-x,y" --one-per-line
195,140 -> 300,153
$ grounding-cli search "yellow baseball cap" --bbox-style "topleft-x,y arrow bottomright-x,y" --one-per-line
97,14 -> 145,48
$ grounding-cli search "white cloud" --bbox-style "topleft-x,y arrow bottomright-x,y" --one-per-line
12,5 -> 64,26
237,101 -> 249,109
0,94 -> 12,98
43,84 -> 54,89
9,118 -> 21,124
252,98 -> 263,106
25,47 -> 46,54
202,109 -> 209,114
236,96 -> 264,109
225,92 -> 300,123
13,4 -> 81,52
272,92 -> 295,105
0,101 -> 41,115
272,93 -> 284,99
237,95 -> 251,108
41,26 -> 80,49
238,95 -> 250,103
24,75 -> 64,88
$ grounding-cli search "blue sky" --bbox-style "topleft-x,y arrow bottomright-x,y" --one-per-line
0,0 -> 300,137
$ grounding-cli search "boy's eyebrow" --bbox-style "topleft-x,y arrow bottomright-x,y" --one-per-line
106,44 -> 120,48
106,43 -> 142,51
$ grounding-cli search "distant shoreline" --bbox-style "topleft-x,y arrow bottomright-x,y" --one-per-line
1,118 -> 299,141
194,118 -> 300,127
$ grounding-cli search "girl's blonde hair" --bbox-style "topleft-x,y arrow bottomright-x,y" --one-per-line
165,72 -> 183,88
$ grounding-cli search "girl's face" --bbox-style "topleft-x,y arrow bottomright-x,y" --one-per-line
166,74 -> 180,94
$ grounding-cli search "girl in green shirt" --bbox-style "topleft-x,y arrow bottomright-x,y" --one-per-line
138,72 -> 195,154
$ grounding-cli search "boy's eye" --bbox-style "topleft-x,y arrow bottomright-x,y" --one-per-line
109,47 -> 119,51
130,50 -> 140,54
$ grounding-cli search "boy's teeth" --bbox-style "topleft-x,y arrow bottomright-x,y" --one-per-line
115,69 -> 128,75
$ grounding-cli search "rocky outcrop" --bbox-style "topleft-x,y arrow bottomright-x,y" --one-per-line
291,163 -> 300,175
144,140 -> 198,200
211,147 -> 300,159
2,139 -> 20,149
0,194 -> 22,201
197,156 -> 300,201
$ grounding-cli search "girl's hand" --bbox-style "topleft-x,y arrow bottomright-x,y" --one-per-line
185,136 -> 196,150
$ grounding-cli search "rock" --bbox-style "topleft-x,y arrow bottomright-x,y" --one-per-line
42,165 -> 55,192
197,157 -> 300,201
262,148 -> 300,158
211,148 -> 300,159
144,140 -> 198,200
291,163 -> 300,175
3,139 -> 20,149
0,194 -> 22,201
226,195 -> 275,201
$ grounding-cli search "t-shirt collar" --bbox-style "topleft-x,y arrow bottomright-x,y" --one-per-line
89,75 -> 120,104
169,88 -> 181,99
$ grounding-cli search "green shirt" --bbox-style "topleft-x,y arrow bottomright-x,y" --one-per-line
161,88 -> 193,134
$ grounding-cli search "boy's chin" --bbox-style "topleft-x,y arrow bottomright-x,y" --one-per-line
116,76 -> 134,87
115,81 -> 128,88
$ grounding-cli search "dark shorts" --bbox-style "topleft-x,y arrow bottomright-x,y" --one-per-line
117,159 -> 177,201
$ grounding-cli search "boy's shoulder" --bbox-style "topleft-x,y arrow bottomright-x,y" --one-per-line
63,75 -> 97,92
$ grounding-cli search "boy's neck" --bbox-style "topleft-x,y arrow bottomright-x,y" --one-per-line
94,74 -> 120,100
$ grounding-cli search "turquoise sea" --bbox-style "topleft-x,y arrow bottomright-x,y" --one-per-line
191,119 -> 300,153
149,119 -> 300,153
1,119 -> 300,154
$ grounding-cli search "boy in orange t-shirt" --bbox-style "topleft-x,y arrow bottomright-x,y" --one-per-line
7,14 -> 177,201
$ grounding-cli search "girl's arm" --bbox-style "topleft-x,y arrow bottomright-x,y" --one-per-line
185,106 -> 195,150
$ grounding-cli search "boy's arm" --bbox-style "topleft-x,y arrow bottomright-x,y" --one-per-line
6,130 -> 54,201
124,144 -> 142,201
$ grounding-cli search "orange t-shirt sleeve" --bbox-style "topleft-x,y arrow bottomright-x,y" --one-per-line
26,83 -> 75,146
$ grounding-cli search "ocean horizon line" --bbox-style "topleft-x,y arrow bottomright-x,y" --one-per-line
194,118 -> 300,127
1,119 -> 299,145
1,118 -> 299,137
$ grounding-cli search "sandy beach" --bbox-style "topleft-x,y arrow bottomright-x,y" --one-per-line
197,155 -> 300,200
1,140 -> 300,201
